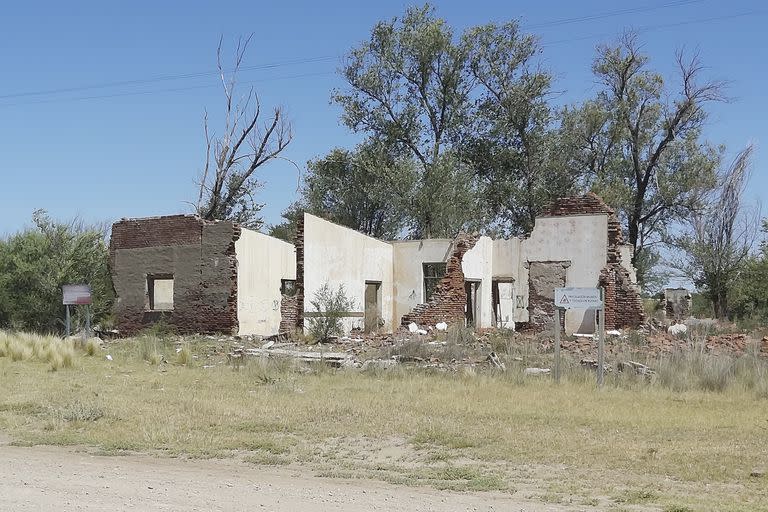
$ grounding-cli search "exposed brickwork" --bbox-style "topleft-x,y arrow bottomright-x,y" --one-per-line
109,215 -> 241,335
293,216 -> 305,330
279,294 -> 299,333
109,215 -> 203,250
401,234 -> 480,327
527,261 -> 568,330
546,193 -> 645,330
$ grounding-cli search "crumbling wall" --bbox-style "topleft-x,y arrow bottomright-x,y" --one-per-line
526,261 -> 569,330
279,294 -> 299,334
547,193 -> 645,329
665,288 -> 692,321
401,234 -> 480,327
109,215 -> 240,335
293,216 -> 305,330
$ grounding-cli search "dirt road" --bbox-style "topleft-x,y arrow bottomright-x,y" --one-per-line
0,445 -> 577,511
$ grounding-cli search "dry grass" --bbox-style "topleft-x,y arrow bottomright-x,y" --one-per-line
0,331 -> 75,371
0,333 -> 767,510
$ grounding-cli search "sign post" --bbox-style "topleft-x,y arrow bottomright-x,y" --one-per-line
554,308 -> 561,383
554,287 -> 605,387
62,285 -> 93,338
597,287 -> 605,388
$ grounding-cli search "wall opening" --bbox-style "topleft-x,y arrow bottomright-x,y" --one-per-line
464,280 -> 480,327
281,279 -> 297,297
526,261 -> 568,330
364,281 -> 382,333
423,262 -> 447,302
147,274 -> 174,311
492,279 -> 515,329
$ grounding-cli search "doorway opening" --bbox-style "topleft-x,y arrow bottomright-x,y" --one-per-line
364,281 -> 382,333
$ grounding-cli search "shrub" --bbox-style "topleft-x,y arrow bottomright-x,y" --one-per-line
306,283 -> 355,343
176,344 -> 193,366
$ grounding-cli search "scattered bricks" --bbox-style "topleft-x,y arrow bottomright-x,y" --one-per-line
705,333 -> 748,353
401,233 -> 480,327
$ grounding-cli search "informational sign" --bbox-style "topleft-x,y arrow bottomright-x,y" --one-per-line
554,287 -> 602,310
62,284 -> 92,305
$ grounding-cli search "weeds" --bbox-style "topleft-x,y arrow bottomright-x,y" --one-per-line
53,401 -> 106,423
176,343 -> 193,366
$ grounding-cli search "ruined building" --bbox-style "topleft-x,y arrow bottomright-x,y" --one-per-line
109,215 -> 295,335
109,193 -> 644,337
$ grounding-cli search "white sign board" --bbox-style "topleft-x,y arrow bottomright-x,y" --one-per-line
554,287 -> 602,309
63,284 -> 92,305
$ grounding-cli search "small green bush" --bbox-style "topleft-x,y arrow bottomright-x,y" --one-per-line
306,283 -> 355,343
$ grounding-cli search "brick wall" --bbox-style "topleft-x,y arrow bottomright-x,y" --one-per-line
292,216 -> 305,330
547,193 -> 645,330
401,234 -> 480,327
109,215 -> 241,335
279,294 -> 299,333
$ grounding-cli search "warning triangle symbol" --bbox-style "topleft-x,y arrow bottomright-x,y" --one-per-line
560,294 -> 570,305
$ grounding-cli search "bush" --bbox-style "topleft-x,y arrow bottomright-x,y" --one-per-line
0,211 -> 113,333
306,283 -> 355,343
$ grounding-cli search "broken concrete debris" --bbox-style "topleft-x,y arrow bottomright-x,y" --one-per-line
668,323 -> 688,335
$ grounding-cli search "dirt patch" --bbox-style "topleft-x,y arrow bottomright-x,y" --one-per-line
0,445 -> 578,512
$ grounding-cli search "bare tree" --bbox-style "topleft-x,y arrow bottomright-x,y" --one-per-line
674,144 -> 758,318
566,32 -> 727,282
196,35 -> 292,228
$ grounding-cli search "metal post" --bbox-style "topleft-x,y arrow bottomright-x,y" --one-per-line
554,308 -> 561,383
65,305 -> 71,338
597,288 -> 605,388
85,305 -> 91,338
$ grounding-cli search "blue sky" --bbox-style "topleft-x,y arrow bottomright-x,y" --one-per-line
0,0 -> 764,236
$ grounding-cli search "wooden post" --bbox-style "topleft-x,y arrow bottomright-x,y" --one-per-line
554,308 -> 561,383
65,305 -> 71,338
597,288 -> 605,388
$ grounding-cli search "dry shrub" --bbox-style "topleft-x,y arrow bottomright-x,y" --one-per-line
176,344 -> 193,366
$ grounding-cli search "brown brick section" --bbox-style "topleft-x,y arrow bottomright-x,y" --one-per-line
546,193 -> 645,330
109,215 -> 241,335
279,294 -> 299,333
292,217 -> 305,330
401,234 -> 480,327
109,215 -> 202,250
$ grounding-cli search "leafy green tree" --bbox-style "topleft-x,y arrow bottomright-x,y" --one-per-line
0,211 -> 113,333
334,5 -> 541,237
462,23 -> 577,236
730,219 -> 768,323
563,33 -> 724,282
269,141 -> 416,241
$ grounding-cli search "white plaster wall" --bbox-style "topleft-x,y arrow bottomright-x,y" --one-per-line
235,229 -> 296,336
462,236 -> 494,328
491,239 -> 524,325
303,214 -> 394,333
391,239 -> 453,324
521,214 -> 609,334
